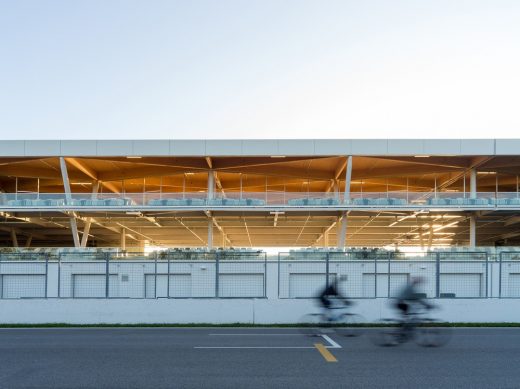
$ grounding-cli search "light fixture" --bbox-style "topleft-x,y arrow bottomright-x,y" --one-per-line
271,156 -> 286,158
185,172 -> 195,175
414,155 -> 430,158
127,156 -> 142,159
477,171 -> 497,175
71,182 -> 93,185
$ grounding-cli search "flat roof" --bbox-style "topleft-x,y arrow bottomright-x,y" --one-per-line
1,139 -> 519,157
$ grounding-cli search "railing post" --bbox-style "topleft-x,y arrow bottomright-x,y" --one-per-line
435,252 -> 440,298
105,252 -> 110,298
277,253 -> 281,298
45,253 -> 49,298
57,253 -> 61,298
387,252 -> 391,298
498,252 -> 503,298
263,253 -> 267,298
373,252 -> 377,298
215,251 -> 220,298
325,252 -> 330,289
167,258 -> 170,298
485,252 -> 489,298
154,254 -> 158,299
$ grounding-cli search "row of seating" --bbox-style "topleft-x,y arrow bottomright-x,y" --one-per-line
7,198 -> 134,206
147,198 -> 266,206
428,197 -> 520,206
5,197 -> 520,207
288,198 -> 341,206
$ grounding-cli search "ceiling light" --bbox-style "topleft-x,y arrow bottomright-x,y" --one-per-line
271,156 -> 286,158
185,172 -> 195,175
414,155 -> 430,158
127,156 -> 142,159
71,182 -> 92,185
477,171 -> 497,175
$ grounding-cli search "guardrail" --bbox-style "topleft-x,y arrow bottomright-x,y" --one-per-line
2,192 -> 520,208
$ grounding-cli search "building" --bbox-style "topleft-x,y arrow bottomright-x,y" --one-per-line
1,138 -> 520,250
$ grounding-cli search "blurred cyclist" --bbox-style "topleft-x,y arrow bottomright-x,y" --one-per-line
319,275 -> 351,311
395,277 -> 433,318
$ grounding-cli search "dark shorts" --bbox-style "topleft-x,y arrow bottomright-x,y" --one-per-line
397,302 -> 408,313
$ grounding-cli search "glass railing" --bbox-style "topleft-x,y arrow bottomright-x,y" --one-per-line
1,192 -> 520,208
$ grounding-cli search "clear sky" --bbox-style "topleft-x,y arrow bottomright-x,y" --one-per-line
0,0 -> 519,140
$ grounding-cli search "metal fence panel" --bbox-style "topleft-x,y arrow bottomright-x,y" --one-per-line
0,254 -> 48,298
499,252 -> 520,298
438,252 -> 488,298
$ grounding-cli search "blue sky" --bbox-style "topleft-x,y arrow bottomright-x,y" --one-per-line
0,0 -> 519,139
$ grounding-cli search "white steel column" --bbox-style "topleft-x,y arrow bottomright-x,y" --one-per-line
344,156 -> 353,202
81,181 -> 100,247
207,219 -> 213,249
337,212 -> 348,249
469,215 -> 476,248
207,171 -> 215,200
59,157 -> 80,247
324,231 -> 329,248
25,235 -> 32,248
470,168 -> 477,199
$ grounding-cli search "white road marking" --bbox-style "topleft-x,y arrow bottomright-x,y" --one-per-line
321,334 -> 341,348
209,333 -> 304,336
195,334 -> 342,349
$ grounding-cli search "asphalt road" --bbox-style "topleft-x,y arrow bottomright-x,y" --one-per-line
0,327 -> 519,389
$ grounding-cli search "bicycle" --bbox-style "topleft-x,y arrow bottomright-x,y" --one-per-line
299,300 -> 365,337
370,305 -> 451,347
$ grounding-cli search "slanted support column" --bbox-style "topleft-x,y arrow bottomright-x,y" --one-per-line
469,214 -> 476,248
81,181 -> 100,247
25,235 -> 32,248
207,218 -> 213,249
337,212 -> 348,249
10,229 -> 18,247
344,156 -> 353,202
207,171 -> 215,200
59,157 -> 80,247
120,228 -> 126,251
470,168 -> 477,199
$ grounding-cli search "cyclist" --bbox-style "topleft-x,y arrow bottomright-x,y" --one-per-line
395,277 -> 433,318
318,275 -> 351,312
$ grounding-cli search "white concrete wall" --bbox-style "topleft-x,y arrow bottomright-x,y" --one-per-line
0,298 -> 520,324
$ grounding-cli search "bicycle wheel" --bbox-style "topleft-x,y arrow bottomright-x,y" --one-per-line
334,313 -> 366,337
369,319 -> 402,347
298,314 -> 326,336
414,319 -> 452,347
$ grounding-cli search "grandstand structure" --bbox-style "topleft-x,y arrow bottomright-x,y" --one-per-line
1,138 -> 520,250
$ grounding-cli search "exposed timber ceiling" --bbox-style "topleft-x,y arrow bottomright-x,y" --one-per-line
0,155 -> 520,248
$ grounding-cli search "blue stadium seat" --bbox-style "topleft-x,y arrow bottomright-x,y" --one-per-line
148,199 -> 165,206
105,198 -> 125,206
353,198 -> 368,205
288,198 -> 306,206
188,198 -> 205,206
46,199 -> 65,206
7,199 -> 24,206
428,198 -> 447,205
247,198 -> 265,206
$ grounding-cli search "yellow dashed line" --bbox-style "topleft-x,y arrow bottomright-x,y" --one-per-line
314,343 -> 337,362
